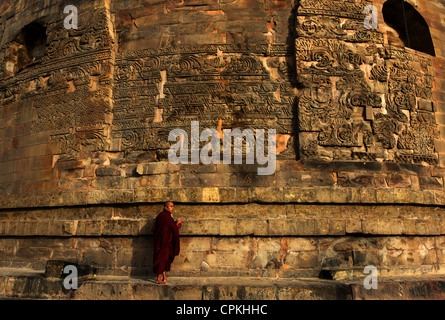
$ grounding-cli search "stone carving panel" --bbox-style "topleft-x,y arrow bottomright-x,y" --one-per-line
111,44 -> 296,160
0,0 -> 439,169
0,7 -> 115,162
296,0 -> 438,164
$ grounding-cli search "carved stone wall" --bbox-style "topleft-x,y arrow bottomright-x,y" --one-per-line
296,0 -> 438,165
0,0 -> 445,279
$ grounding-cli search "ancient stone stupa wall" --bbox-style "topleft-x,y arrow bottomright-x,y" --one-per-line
0,0 -> 445,279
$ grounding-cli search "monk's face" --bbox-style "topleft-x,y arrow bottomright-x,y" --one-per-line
165,202 -> 174,213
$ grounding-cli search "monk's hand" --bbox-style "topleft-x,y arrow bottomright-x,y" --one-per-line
176,218 -> 183,226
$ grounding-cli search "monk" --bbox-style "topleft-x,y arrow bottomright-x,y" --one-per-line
151,201 -> 182,284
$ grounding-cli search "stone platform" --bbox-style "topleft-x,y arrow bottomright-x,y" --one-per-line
1,268 -> 444,300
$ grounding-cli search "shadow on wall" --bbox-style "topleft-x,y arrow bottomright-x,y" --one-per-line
288,2 -> 302,161
130,221 -> 154,279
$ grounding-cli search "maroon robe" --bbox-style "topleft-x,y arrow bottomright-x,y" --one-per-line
151,209 -> 181,275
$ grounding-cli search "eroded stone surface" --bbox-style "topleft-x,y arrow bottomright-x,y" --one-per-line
0,0 -> 445,292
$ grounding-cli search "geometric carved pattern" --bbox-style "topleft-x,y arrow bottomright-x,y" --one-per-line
296,0 -> 438,164
112,44 -> 296,158
0,8 -> 115,162
0,1 -> 438,166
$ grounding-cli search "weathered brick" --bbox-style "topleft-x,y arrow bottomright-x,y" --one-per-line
136,162 -> 169,175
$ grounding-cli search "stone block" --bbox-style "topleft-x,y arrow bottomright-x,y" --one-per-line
338,172 -> 375,187
393,188 -> 411,203
287,238 -> 317,252
202,187 -> 220,202
175,251 -> 209,270
47,221 -> 66,236
136,162 -> 168,175
423,190 -> 436,204
91,176 -> 127,190
132,285 -> 165,300
425,219 -> 441,235
16,247 -> 52,260
230,173 -> 277,187
235,219 -> 255,235
363,219 -> 379,234
171,285 -> 203,300
419,176 -> 444,190
409,190 -> 424,204
211,237 -> 252,253
313,219 -> 330,235
376,188 -> 394,203
180,237 -> 212,252
102,219 -> 138,236
212,251 -> 248,268
330,188 -> 349,203
415,221 -> 429,235
352,250 -> 381,267
345,219 -> 362,234
180,219 -> 219,235
319,249 -> 353,269
80,248 -> 115,267
315,187 -> 331,203
418,99 -> 434,112
76,220 -> 103,236
88,190 -> 113,205
181,172 -> 228,187
279,172 -> 336,188
134,187 -> 168,203
95,165 -> 123,177
294,219 -> 314,236
202,285 -> 276,300
434,191 -> 445,205
163,187 -> 196,203
248,187 -> 284,202
329,219 -> 345,235
62,221 -> 77,236
268,219 -> 288,235
402,220 -> 417,235
399,163 -> 431,176
277,284 -> 351,300
300,159 -> 333,172
284,188 -> 316,203
360,188 -> 376,203
218,187 -> 249,203
333,161 -> 383,173
114,189 -> 134,203
386,174 -> 412,188
219,219 -> 237,236
377,218 -> 402,235
253,220 -> 269,236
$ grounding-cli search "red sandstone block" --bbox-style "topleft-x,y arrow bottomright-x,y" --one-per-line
419,176 -> 444,190
386,174 -> 412,188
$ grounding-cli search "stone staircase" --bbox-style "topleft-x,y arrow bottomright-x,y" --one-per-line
1,267 -> 445,300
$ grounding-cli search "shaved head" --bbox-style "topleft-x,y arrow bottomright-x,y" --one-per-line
164,201 -> 174,213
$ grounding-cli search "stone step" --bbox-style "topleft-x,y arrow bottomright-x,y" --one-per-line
1,268 -> 445,301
